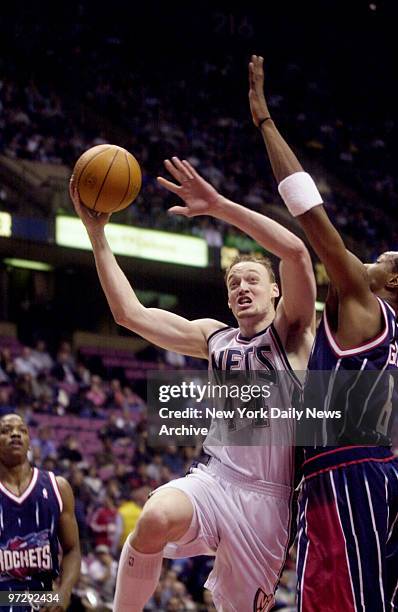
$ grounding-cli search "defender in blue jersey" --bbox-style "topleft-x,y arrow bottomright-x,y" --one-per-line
249,55 -> 398,611
0,414 -> 81,611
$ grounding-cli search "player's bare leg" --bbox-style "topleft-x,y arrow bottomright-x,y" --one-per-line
113,489 -> 194,611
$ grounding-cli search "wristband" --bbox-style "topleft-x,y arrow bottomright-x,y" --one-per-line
258,116 -> 272,129
278,172 -> 323,217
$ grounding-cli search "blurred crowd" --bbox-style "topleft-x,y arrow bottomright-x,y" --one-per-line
1,65 -> 397,261
0,335 -> 300,610
0,337 -> 211,610
1,5 -> 398,610
1,16 -> 397,260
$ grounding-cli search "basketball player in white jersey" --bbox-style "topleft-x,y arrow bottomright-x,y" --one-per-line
70,152 -> 315,610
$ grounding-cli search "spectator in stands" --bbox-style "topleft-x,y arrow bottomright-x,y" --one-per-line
121,386 -> 145,423
88,545 -> 118,610
59,341 -> 77,368
162,444 -> 185,476
0,349 -> 15,380
146,452 -> 164,484
106,477 -> 123,505
14,373 -> 35,404
14,346 -> 38,377
58,434 -> 83,463
85,374 -> 107,408
67,466 -> 91,551
128,460 -> 153,489
118,486 -> 149,549
31,371 -> 54,405
198,218 -> 223,248
30,339 -> 54,373
145,583 -> 168,611
95,435 -> 116,468
106,379 -> 125,409
0,384 -> 15,415
0,364 -> 9,384
84,464 -> 102,497
31,424 -> 57,460
41,454 -> 59,474
52,350 -> 77,390
99,413 -> 134,442
89,494 -> 121,551
75,362 -> 91,387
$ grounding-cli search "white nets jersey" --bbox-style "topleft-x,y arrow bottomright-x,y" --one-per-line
204,323 -> 301,486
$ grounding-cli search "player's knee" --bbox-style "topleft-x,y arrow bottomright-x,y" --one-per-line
130,491 -> 193,552
131,505 -> 173,551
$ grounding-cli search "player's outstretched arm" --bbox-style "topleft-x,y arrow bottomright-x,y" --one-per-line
70,179 -> 224,359
158,157 -> 315,332
249,55 -> 380,344
48,477 -> 81,612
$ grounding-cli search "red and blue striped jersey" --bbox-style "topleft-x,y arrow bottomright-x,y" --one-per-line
0,468 -> 62,594
303,297 -> 398,464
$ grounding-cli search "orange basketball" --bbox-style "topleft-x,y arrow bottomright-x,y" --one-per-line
72,144 -> 142,213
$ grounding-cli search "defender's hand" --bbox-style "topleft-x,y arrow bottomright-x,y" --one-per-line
69,176 -> 110,233
157,157 -> 221,217
248,54 -> 271,127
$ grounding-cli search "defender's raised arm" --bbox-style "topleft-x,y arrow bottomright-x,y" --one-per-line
249,55 -> 381,347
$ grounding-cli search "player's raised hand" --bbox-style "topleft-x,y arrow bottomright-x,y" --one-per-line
248,55 -> 271,127
69,176 -> 110,233
157,157 -> 220,217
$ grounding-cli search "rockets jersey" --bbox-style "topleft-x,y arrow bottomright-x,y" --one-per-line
303,296 -> 398,462
204,323 -> 301,486
0,468 -> 62,593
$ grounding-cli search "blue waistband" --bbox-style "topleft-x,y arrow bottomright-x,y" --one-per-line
302,445 -> 395,478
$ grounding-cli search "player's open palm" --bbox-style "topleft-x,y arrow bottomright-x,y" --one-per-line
157,157 -> 220,217
69,176 -> 111,233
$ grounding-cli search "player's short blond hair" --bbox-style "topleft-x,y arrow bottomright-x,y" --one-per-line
225,254 -> 276,285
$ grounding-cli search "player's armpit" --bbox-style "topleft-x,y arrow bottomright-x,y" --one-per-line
329,292 -> 384,350
119,307 -> 226,359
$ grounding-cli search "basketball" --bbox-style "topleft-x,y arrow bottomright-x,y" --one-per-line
72,144 -> 142,213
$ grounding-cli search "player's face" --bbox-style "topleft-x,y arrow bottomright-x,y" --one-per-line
365,252 -> 398,292
227,262 -> 279,322
0,415 -> 30,465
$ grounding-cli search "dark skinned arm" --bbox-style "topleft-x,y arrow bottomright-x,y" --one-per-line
41,477 -> 81,612
249,54 -> 381,348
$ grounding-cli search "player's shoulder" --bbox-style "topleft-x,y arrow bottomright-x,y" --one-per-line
206,323 -> 234,345
54,476 -> 75,511
55,475 -> 73,494
192,319 -> 229,343
38,469 -> 73,501
380,297 -> 397,321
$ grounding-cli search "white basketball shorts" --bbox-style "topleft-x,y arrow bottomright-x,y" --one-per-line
153,458 -> 293,612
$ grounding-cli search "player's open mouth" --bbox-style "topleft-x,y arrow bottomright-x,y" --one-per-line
237,297 -> 252,307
